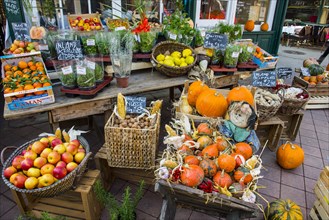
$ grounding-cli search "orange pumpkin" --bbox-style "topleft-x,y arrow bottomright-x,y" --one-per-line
215,137 -> 228,151
303,76 -> 310,82
213,171 -> 233,188
178,144 -> 193,156
276,142 -> 304,169
261,22 -> 269,31
199,158 -> 217,177
184,155 -> 200,166
244,20 -> 255,32
227,86 -> 254,106
217,154 -> 236,172
235,142 -> 253,160
234,168 -> 253,184
202,144 -> 219,159
180,164 -> 204,187
187,81 -> 209,107
196,89 -> 228,117
309,76 -> 317,83
197,123 -> 213,135
197,136 -> 213,150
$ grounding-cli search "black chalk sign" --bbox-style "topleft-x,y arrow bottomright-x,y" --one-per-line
203,32 -> 228,50
125,96 -> 147,114
252,71 -> 277,87
12,22 -> 30,41
277,67 -> 292,79
55,40 -> 83,60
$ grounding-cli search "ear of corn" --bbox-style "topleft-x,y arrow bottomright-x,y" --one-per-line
55,128 -> 62,140
165,124 -> 177,136
62,130 -> 70,143
151,100 -> 163,114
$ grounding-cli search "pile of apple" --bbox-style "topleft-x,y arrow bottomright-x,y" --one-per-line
7,40 -> 39,54
69,17 -> 102,31
3,136 -> 86,190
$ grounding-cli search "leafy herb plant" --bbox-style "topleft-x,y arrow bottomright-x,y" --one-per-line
224,44 -> 241,67
139,31 -> 157,53
77,68 -> 95,88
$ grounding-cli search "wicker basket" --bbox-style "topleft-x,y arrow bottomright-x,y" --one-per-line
256,89 -> 284,122
151,41 -> 196,77
104,112 -> 160,169
1,136 -> 91,198
278,88 -> 310,115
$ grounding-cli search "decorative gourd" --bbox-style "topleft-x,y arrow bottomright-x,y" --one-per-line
199,158 -> 217,177
227,86 -> 254,106
303,58 -> 318,67
276,142 -> 304,169
197,136 -> 213,150
196,89 -> 228,117
316,74 -> 324,82
233,167 -> 253,184
309,76 -> 317,83
197,123 -> 213,135
309,64 -> 324,76
187,81 -> 209,107
267,199 -> 303,220
180,164 -> 204,187
217,154 -> 236,172
179,95 -> 193,114
30,26 -> 47,40
213,171 -> 233,188
184,155 -> 200,166
235,142 -> 253,160
178,144 -> 193,156
244,20 -> 255,32
231,153 -> 246,168
261,22 -> 269,31
215,137 -> 228,151
202,144 -> 219,159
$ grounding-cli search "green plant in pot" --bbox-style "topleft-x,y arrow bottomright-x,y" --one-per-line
94,180 -> 145,220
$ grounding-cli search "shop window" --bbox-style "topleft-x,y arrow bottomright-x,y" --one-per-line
235,0 -> 269,25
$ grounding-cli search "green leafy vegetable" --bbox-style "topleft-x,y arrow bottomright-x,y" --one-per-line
195,29 -> 204,47
80,33 -> 98,55
77,68 -> 95,88
139,31 -> 156,53
96,32 -> 109,55
60,71 -> 76,88
224,44 -> 240,67
238,45 -> 254,63
94,63 -> 104,82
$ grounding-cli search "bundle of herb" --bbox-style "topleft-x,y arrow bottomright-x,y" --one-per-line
94,62 -> 104,82
224,44 -> 240,67
238,44 -> 254,63
195,29 -> 204,47
96,31 -> 109,55
80,32 -> 98,55
76,62 -> 96,89
139,31 -> 157,53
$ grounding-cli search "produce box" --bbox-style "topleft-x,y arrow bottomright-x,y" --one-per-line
292,76 -> 329,96
105,18 -> 130,31
252,47 -> 278,70
67,13 -> 103,31
1,52 -> 55,110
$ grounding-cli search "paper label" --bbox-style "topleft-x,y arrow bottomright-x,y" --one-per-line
247,46 -> 253,53
61,66 -> 73,75
201,31 -> 206,37
32,16 -> 38,22
169,32 -> 177,40
115,26 -> 126,31
134,34 -> 141,42
113,59 -> 120,67
235,31 -> 240,36
232,52 -> 240,58
77,65 -> 86,75
86,39 -> 95,46
87,61 -> 96,70
39,44 -> 49,51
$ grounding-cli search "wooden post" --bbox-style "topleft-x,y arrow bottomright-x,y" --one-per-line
155,182 -> 177,220
10,190 -> 27,214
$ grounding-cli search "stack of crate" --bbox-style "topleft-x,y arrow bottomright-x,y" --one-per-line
310,166 -> 329,220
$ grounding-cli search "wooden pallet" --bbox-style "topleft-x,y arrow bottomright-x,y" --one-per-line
256,116 -> 284,151
11,170 -> 102,220
305,96 -> 329,109
277,111 -> 304,141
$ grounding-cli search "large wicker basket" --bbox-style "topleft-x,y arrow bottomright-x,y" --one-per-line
1,136 -> 91,198
104,112 -> 160,169
151,41 -> 196,77
278,88 -> 310,115
256,89 -> 284,122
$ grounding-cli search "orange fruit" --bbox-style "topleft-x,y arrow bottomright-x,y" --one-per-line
14,87 -> 25,98
36,66 -> 44,72
24,84 -> 34,90
4,64 -> 11,71
316,75 -> 324,82
14,71 -> 23,77
33,82 -> 42,88
256,47 -> 261,53
34,86 -> 44,95
303,76 -> 310,82
18,61 -> 28,69
30,65 -> 37,71
4,87 -> 13,94
28,61 -> 34,67
11,66 -> 18,72
22,68 -> 31,74
5,71 -> 13,77
22,74 -> 30,79
43,82 -> 51,87
35,62 -> 43,67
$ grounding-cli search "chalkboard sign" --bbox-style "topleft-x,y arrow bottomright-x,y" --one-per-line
12,22 -> 30,41
203,33 -> 228,50
3,0 -> 25,41
277,67 -> 292,79
252,71 -> 277,87
55,40 -> 83,60
125,96 -> 147,114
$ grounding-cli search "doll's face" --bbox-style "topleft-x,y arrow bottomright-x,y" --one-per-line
229,103 -> 252,128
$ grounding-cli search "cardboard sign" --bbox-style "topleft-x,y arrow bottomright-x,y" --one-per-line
12,22 -> 30,41
125,96 -> 147,114
55,40 -> 83,60
252,71 -> 277,87
204,33 -> 228,50
277,67 -> 293,79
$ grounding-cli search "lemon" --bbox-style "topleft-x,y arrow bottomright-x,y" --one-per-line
185,56 -> 194,65
174,57 -> 182,66
156,54 -> 165,62
182,48 -> 192,57
180,62 -> 188,67
171,51 -> 181,58
206,48 -> 213,57
165,55 -> 173,60
180,57 -> 186,63
159,60 -> 164,64
164,59 -> 174,67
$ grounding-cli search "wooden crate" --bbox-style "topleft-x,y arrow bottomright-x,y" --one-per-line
293,76 -> 329,96
305,96 -> 329,109
277,111 -> 304,141
11,170 -> 102,220
255,116 -> 284,151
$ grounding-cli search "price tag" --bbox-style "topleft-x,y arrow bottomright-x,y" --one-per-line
77,65 -> 86,75
32,16 -> 38,23
61,66 -> 73,75
201,31 -> 206,37
232,52 -> 240,58
86,39 -> 95,46
113,59 -> 120,67
235,31 -> 240,36
169,32 -> 177,40
115,26 -> 126,31
39,44 -> 49,51
87,61 -> 96,70
247,46 -> 253,53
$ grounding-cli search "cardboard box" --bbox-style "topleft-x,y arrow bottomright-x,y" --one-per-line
1,52 -> 55,110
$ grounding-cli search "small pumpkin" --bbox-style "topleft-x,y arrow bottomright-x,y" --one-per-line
199,158 -> 217,177
309,64 -> 324,76
196,89 -> 228,117
302,76 -> 310,82
215,136 -> 228,151
266,199 -> 303,220
231,153 -> 246,168
235,142 -> 253,160
244,20 -> 255,32
187,81 -> 209,107
260,22 -> 269,31
184,155 -> 200,166
217,154 -> 236,172
276,142 -> 304,169
233,167 -> 253,184
316,74 -> 324,82
197,123 -> 213,135
303,58 -> 318,67
180,164 -> 204,187
202,144 -> 219,159
309,76 -> 317,83
227,86 -> 254,106
178,144 -> 193,156
213,171 -> 233,188
197,136 -> 213,150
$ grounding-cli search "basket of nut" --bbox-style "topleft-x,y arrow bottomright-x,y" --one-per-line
104,94 -> 162,169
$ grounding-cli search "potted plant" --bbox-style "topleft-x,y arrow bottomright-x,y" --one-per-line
94,180 -> 145,220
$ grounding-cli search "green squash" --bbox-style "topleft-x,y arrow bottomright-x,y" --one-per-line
309,64 -> 324,76
267,199 -> 303,220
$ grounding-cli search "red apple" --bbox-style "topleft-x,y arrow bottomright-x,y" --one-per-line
27,167 -> 41,178
12,155 -> 25,169
40,148 -> 52,158
61,152 -> 74,164
31,141 -> 46,154
21,149 -> 27,156
24,150 -> 37,160
48,136 -> 56,143
56,161 -> 67,169
21,158 -> 34,171
10,173 -> 20,184
77,16 -> 82,21
70,139 -> 80,147
25,177 -> 39,190
52,167 -> 67,180
84,18 -> 90,23
12,173 -> 28,188
66,162 -> 78,173
51,138 -> 62,148
53,144 -> 66,154
66,144 -> 78,155
39,137 -> 50,147
48,151 -> 61,164
34,157 -> 47,168
77,148 -> 86,153
39,174 -> 55,187
4,166 -> 17,179
79,26 -> 84,31
40,163 -> 55,175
